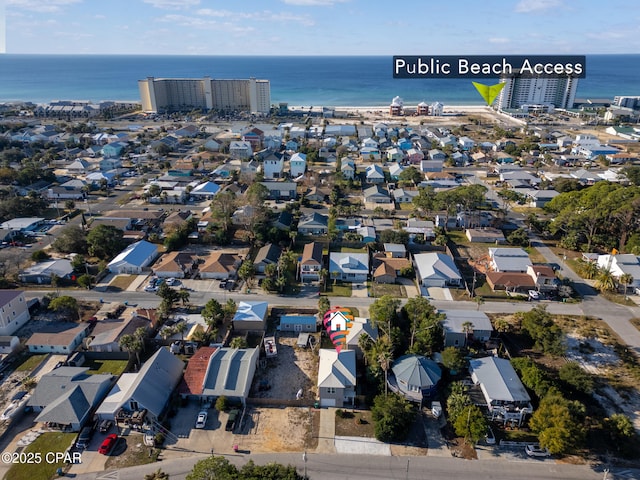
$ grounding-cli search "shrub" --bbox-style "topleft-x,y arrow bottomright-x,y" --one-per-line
215,395 -> 229,412
335,409 -> 344,418
154,433 -> 165,446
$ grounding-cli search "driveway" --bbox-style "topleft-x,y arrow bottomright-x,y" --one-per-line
334,436 -> 391,455
397,278 -> 420,298
351,283 -> 368,298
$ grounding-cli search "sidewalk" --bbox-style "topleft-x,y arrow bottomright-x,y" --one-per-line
315,408 -> 336,454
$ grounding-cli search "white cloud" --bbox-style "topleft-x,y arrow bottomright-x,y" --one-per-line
193,9 -> 314,26
158,14 -> 255,35
142,0 -> 200,10
488,37 -> 510,44
7,0 -> 82,13
281,0 -> 348,5
515,0 -> 562,13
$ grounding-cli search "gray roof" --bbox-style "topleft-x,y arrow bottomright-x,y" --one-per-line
391,354 -> 441,389
202,347 -> 259,399
29,367 -> 113,425
440,309 -> 493,334
254,243 -> 281,266
469,356 -> 531,404
318,349 -> 356,389
21,259 -> 74,278
414,252 -> 461,282
233,301 -> 268,324
108,240 -> 158,269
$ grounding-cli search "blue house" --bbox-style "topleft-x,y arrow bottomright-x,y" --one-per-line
102,142 -> 125,158
279,315 -> 317,333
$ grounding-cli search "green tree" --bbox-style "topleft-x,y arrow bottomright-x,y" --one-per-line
31,249 -> 50,262
369,295 -> 400,338
77,273 -> 93,289
318,296 -> 330,318
209,190 -> 236,235
64,199 -> 76,213
202,298 -> 225,326
595,267 -> 617,292
441,346 -> 466,372
518,306 -> 565,356
119,333 -> 142,365
603,413 -> 637,457
238,260 -> 255,288
48,295 -> 79,320
453,405 -> 487,445
558,361 -> 594,394
51,225 -> 87,254
186,456 -> 237,480
239,460 -> 303,479
371,393 -> 415,442
398,166 -> 422,186
529,391 -> 584,455
230,336 -> 248,349
402,296 -> 442,355
157,282 -> 180,312
86,224 -> 125,259
174,321 -> 188,340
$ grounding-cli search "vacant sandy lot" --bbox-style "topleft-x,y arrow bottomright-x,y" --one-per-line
251,335 -> 319,403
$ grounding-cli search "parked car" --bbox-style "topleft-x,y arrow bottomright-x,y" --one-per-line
144,284 -> 158,292
431,401 -> 442,419
225,409 -> 239,431
525,444 -> 550,457
75,426 -> 93,450
528,290 -> 540,301
166,277 -> 177,286
195,411 -> 208,429
98,434 -> 118,455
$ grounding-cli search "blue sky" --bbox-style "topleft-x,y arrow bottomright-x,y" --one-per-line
3,0 -> 640,55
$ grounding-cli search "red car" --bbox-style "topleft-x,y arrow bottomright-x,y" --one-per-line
98,434 -> 118,455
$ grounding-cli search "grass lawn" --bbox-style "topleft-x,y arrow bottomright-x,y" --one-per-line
398,203 -> 415,211
447,230 -> 470,245
323,283 -> 352,297
15,354 -> 48,373
525,247 -> 547,265
600,291 -> 638,307
340,247 -> 368,253
108,275 -> 138,292
6,432 -> 76,480
84,359 -> 129,376
370,283 -> 406,298
500,428 -> 538,443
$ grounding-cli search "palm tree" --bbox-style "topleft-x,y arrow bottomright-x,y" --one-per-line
474,296 -> 485,311
177,288 -> 191,306
580,259 -> 599,280
174,321 -> 188,341
119,334 -> 142,365
377,345 -> 393,396
596,267 -> 617,292
462,321 -> 474,346
191,329 -> 208,345
134,326 -> 148,353
619,273 -> 634,295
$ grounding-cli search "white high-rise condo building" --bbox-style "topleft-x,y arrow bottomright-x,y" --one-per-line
139,77 -> 271,115
496,73 -> 578,111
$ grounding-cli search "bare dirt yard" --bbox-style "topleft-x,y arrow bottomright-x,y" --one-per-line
250,335 -> 319,403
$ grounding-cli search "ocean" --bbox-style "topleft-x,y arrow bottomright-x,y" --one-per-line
0,54 -> 638,107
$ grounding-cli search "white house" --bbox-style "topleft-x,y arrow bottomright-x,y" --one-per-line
440,310 -> 493,347
365,164 -> 385,183
458,136 -> 476,151
317,349 -> 356,407
0,291 -> 30,336
289,152 -> 307,177
341,159 -> 355,180
489,247 -> 531,273
107,240 -> 159,274
329,252 -> 369,283
413,252 -> 462,288
597,254 -> 640,290
229,141 -> 253,160
262,152 -> 284,179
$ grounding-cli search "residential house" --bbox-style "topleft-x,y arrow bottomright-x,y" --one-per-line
495,152 -> 515,164
26,323 -> 89,354
523,189 -> 560,208
305,187 -> 329,203
365,164 -> 385,184
413,252 -> 462,288
163,210 -> 192,233
279,315 -> 317,333
152,251 -> 198,278
458,136 -> 475,150
289,152 -> 307,178
299,241 -> 324,282
486,271 -> 536,293
0,336 -> 20,355
404,218 -> 436,240
465,228 -> 506,244
440,310 -> 493,347
260,181 -> 297,200
102,142 -> 125,158
386,148 -> 404,163
181,347 -> 259,405
199,252 -> 242,280
384,243 -> 407,258
388,163 -> 405,180
340,159 -> 355,179
329,252 -> 369,283
263,152 -> 285,179
107,240 -> 159,274
420,159 -> 444,173
0,291 -> 30,336
406,148 -> 424,164
317,349 -> 356,407
363,185 -> 391,204
95,347 -> 184,422
392,188 -> 418,204
371,254 -> 411,284
190,181 -> 220,200
469,356 -> 532,425
27,367 -> 113,431
254,243 -> 282,274
19,259 -> 74,284
232,301 -> 268,332
527,264 -> 558,292
597,254 -> 640,290
229,141 -> 253,160
67,159 -> 92,174
87,314 -> 151,353
356,226 -> 376,243
204,138 -> 221,152
361,137 -> 378,149
387,354 -> 441,403
428,149 -> 446,161
360,147 -> 381,161
273,210 -> 293,231
489,247 -> 531,273
344,317 -> 378,359
285,139 -> 299,151
241,127 -> 264,149
298,213 -> 329,235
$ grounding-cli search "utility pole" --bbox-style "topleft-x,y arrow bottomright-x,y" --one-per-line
302,450 -> 307,479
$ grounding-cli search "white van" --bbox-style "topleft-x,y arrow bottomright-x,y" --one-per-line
431,401 -> 442,418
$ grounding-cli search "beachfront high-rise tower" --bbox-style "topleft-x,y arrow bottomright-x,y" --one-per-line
139,77 -> 271,115
496,73 -> 578,112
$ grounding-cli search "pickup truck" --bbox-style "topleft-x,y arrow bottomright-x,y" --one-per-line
225,409 -> 239,431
